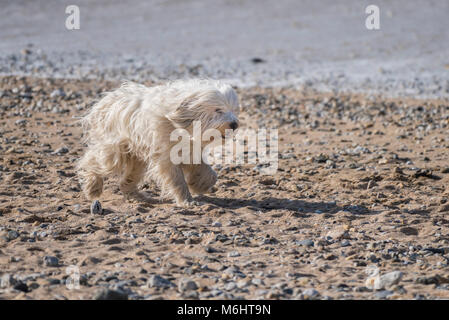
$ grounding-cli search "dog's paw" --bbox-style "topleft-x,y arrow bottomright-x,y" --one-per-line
188,176 -> 217,194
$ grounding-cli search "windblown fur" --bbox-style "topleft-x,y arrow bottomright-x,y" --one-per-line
77,79 -> 240,206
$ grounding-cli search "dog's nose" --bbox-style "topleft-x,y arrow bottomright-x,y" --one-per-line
230,121 -> 238,130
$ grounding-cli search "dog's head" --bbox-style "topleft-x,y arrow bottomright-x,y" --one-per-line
166,81 -> 240,138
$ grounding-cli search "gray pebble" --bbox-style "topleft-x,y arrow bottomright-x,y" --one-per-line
178,278 -> 198,292
147,275 -> 175,288
237,279 -> 249,288
374,290 -> 394,299
50,89 -> 65,98
210,289 -> 223,297
15,119 -> 27,126
224,282 -> 237,291
93,288 -> 128,300
341,240 -> 351,247
296,239 -> 314,247
251,278 -> 263,286
43,256 -> 59,267
212,221 -> 222,227
302,288 -> 320,299
90,200 -> 103,215
7,230 -> 20,241
227,251 -> 240,257
54,146 -> 69,154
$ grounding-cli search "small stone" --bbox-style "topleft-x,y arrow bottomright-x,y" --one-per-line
251,278 -> 263,286
341,240 -> 351,247
354,286 -> 370,292
93,288 -> 128,300
227,251 -> 240,257
178,278 -> 198,292
296,239 -> 314,247
43,256 -> 59,267
326,228 -> 348,240
210,289 -> 223,297
50,89 -> 65,98
260,177 -> 276,185
90,200 -> 103,215
7,230 -> 20,241
147,275 -> 175,288
15,119 -> 27,126
223,266 -> 246,278
236,279 -> 250,288
374,290 -> 393,299
54,147 -> 69,154
373,271 -> 403,290
224,282 -> 237,291
302,288 -> 320,299
13,282 -> 29,293
48,279 -> 61,285
184,291 -> 199,299
204,246 -> 217,253
400,227 -> 418,236
212,221 -> 222,227
415,274 -> 449,285
251,57 -> 265,64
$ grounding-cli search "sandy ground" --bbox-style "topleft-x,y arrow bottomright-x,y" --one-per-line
0,75 -> 448,300
0,0 -> 448,302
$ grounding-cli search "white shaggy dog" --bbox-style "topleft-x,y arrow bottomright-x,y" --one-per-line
77,79 -> 240,206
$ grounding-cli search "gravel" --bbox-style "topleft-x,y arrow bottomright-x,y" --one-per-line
0,74 -> 448,300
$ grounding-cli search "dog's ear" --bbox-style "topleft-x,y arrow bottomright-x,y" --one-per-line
166,95 -> 198,128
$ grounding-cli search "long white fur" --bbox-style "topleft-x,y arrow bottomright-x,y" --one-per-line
77,79 -> 240,206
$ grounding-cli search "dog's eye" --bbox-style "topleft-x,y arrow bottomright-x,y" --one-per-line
215,109 -> 224,114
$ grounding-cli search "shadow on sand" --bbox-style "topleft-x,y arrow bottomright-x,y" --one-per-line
197,195 -> 376,216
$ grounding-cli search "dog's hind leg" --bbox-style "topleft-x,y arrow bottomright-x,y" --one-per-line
77,148 -> 105,200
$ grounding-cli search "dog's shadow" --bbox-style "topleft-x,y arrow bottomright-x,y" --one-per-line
197,195 -> 376,216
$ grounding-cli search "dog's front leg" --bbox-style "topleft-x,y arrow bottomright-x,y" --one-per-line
183,163 -> 217,195
157,161 -> 195,206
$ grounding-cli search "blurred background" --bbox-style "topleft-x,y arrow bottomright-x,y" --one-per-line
0,0 -> 448,97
